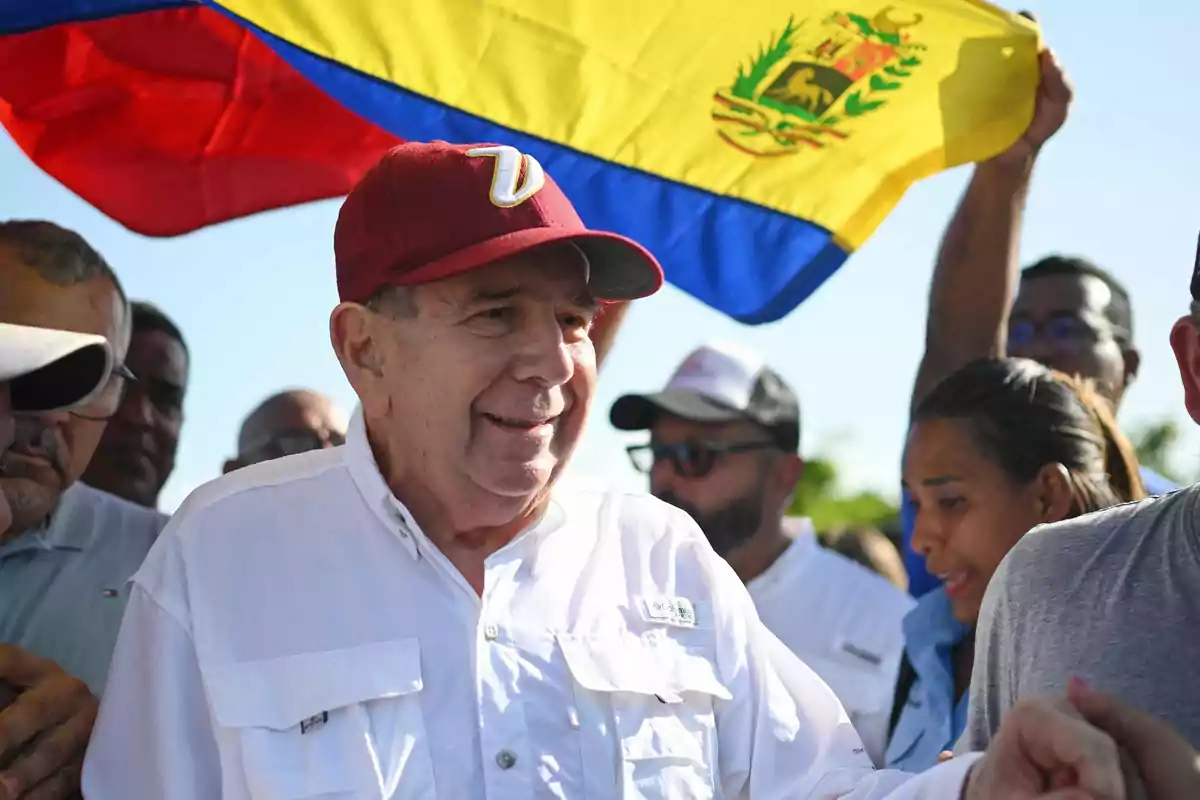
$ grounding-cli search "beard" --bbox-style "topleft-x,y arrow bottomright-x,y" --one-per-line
656,489 -> 766,558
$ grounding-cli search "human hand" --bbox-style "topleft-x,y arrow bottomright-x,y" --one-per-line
0,647 -> 96,799
1069,679 -> 1200,799
990,14 -> 1074,170
964,696 -> 1124,800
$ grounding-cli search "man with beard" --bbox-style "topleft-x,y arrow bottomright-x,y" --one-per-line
611,341 -> 913,765
82,301 -> 189,510
0,221 -> 168,798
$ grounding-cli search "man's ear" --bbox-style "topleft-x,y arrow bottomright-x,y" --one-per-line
1122,346 -> 1141,389
1170,316 -> 1200,426
330,302 -> 383,377
773,453 -> 805,507
1034,462 -> 1074,523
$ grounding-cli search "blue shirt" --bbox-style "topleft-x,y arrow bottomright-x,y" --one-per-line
0,482 -> 165,694
901,465 -> 1178,597
885,588 -> 970,771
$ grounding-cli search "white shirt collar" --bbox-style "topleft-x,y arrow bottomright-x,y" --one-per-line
343,406 -> 426,561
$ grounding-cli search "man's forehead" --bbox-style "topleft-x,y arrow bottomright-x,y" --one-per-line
437,247 -> 594,305
1014,272 -> 1113,315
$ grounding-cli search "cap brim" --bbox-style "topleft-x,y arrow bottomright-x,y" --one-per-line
0,323 -> 112,412
397,226 -> 664,301
610,389 -> 745,431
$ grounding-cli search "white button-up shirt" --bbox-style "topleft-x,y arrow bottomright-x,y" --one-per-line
748,519 -> 914,765
83,410 -> 978,799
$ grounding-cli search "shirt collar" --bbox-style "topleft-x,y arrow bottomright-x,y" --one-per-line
0,483 -> 94,559
746,517 -> 817,591
343,406 -> 427,561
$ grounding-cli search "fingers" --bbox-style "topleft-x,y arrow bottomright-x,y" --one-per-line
937,750 -> 954,763
0,704 -> 92,798
1012,698 -> 1125,800
0,676 -> 92,761
0,648 -> 58,690
1068,683 -> 1158,750
18,762 -> 82,800
1039,50 -> 1074,103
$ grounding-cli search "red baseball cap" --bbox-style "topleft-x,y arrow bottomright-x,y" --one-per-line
335,141 -> 664,303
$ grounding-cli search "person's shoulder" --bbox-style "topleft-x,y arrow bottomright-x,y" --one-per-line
999,486 -> 1197,590
60,482 -> 168,549
553,481 -> 706,543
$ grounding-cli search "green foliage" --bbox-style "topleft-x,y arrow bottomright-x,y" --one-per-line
733,17 -> 798,100
869,74 -> 901,91
789,455 -> 900,531
1131,419 -> 1192,484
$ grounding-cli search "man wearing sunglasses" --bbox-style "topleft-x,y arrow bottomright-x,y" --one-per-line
0,222 -> 168,799
222,388 -> 348,473
612,341 -> 914,765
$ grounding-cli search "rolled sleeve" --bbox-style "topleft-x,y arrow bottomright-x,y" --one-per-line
707,546 -> 982,798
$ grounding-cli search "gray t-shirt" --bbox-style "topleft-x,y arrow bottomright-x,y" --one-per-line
961,484 -> 1200,750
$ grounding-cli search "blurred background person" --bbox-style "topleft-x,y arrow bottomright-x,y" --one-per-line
821,525 -> 909,592
612,341 -> 913,765
82,300 -> 188,510
890,357 -> 1144,771
223,388 -> 347,472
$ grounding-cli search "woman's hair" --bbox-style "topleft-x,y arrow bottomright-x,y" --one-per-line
913,358 -> 1146,516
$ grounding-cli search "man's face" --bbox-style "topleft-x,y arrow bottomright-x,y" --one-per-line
647,414 -> 783,558
1008,274 -> 1134,406
0,251 -> 126,534
83,327 -> 187,507
347,246 -> 598,531
225,392 -> 346,472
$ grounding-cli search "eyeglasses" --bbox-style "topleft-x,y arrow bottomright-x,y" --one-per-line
239,429 -> 347,463
1008,315 -> 1124,353
626,440 -> 778,479
69,364 -> 138,421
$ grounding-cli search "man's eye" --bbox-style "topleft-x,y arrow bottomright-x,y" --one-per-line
477,307 -> 513,321
937,496 -> 964,511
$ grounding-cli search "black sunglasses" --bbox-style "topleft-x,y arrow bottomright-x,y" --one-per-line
69,363 -> 138,421
626,440 -> 778,479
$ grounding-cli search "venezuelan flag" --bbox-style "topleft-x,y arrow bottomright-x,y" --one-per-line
1,1 -> 1039,323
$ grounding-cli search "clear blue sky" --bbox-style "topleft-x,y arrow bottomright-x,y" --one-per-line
3,2 -> 1198,511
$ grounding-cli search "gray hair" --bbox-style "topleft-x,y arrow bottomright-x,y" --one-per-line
364,285 -> 418,318
0,220 -> 128,307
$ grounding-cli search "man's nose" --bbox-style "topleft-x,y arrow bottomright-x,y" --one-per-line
117,391 -> 155,427
511,316 -> 575,386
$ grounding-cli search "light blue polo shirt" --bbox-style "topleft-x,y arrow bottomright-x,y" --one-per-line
0,482 -> 166,694
885,588 -> 970,772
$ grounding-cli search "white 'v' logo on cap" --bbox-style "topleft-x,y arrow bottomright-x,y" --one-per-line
466,145 -> 546,208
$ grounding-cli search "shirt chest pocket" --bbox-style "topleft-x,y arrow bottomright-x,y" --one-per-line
204,638 -> 437,800
558,632 -> 732,800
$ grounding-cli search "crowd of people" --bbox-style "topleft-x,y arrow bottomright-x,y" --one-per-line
0,44 -> 1196,799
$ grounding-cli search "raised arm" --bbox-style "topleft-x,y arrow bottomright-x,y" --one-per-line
910,47 -> 1072,414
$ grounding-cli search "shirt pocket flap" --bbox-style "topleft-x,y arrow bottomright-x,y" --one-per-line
557,632 -> 731,702
206,638 -> 424,731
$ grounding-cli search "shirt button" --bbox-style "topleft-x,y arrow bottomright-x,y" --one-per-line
495,749 -> 517,770
483,624 -> 499,641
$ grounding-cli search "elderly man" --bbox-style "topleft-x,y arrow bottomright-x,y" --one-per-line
82,300 -> 189,510
0,222 -> 169,798
86,142 -> 1129,798
611,341 -> 913,765
222,389 -> 348,473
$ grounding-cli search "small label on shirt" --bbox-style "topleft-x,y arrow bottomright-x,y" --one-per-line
638,596 -> 697,628
300,712 -> 328,735
840,642 -> 884,666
